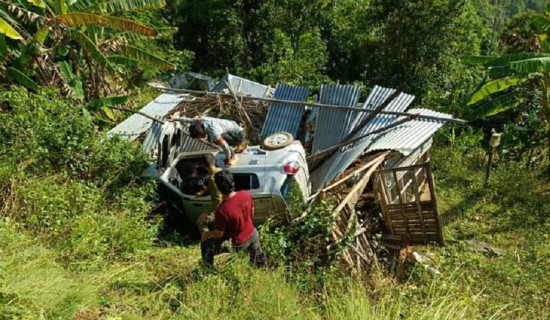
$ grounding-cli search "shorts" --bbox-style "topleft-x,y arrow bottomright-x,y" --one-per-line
222,130 -> 245,146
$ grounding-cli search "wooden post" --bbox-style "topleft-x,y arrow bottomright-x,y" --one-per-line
485,132 -> 501,186
426,164 -> 445,246
485,146 -> 494,186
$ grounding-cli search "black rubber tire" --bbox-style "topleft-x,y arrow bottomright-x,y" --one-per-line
262,132 -> 294,150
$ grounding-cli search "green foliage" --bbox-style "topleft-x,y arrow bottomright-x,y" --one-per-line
69,30 -> 117,73
510,56 -> 550,72
6,67 -> 39,91
0,0 -> 178,103
429,146 -> 550,317
0,88 -> 158,261
73,0 -> 167,14
55,12 -> 158,36
261,199 -> 340,285
361,0 -> 487,103
121,45 -> 176,70
87,95 -> 128,110
167,0 -> 487,102
455,7 -> 550,160
468,77 -> 525,105
0,17 -> 23,40
249,29 -> 330,89
0,222 -> 98,319
58,60 -> 85,100
0,88 -> 144,180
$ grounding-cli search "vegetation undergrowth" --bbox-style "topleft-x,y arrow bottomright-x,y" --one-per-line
425,141 -> 550,319
1,89 -> 547,319
0,88 -> 159,265
2,0 -> 550,319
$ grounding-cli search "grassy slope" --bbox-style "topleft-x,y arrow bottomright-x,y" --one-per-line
425,146 -> 550,319
1,144 -> 549,319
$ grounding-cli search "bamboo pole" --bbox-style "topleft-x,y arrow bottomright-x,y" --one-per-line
108,106 -> 164,124
148,84 -> 467,124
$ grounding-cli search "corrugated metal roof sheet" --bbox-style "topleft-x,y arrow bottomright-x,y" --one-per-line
142,121 -> 217,157
108,92 -> 187,140
178,131 -> 217,153
261,83 -> 310,139
169,72 -> 215,91
366,108 -> 452,156
310,85 -> 416,190
213,73 -> 274,98
142,120 -> 163,153
311,84 -> 362,153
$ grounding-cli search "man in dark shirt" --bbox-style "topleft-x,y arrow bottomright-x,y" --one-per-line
199,170 -> 266,267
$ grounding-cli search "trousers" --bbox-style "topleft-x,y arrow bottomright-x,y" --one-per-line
200,228 -> 266,267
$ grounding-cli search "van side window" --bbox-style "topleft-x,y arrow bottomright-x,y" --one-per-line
233,173 -> 260,190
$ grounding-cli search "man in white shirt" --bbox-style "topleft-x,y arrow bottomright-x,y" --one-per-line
171,115 -> 247,166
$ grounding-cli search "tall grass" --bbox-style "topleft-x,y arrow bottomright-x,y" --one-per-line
0,223 -> 507,320
0,88 -> 543,319
0,222 -> 98,319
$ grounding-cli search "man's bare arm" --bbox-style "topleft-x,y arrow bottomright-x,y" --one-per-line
201,229 -> 224,241
219,139 -> 232,160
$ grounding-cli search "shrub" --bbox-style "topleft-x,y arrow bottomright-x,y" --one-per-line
0,87 -> 148,187
0,87 -> 158,262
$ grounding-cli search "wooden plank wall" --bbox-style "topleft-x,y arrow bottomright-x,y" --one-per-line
375,162 -> 445,246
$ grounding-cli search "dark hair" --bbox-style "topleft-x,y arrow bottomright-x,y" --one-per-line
180,161 -> 196,177
205,153 -> 216,168
189,123 -> 205,138
214,170 -> 235,195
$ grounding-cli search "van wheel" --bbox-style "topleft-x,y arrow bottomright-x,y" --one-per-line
262,132 -> 294,150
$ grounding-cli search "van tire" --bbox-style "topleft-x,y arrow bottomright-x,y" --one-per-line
262,132 -> 294,150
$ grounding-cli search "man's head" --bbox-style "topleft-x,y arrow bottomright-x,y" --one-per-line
189,123 -> 206,139
214,170 -> 235,195
180,161 -> 196,177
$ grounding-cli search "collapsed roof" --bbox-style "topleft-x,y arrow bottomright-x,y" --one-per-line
108,73 -> 459,189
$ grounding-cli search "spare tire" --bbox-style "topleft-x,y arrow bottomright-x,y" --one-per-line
262,132 -> 294,150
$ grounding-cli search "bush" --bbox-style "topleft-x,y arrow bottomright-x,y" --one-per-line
0,87 -> 158,262
260,198 -> 343,291
0,87 -> 148,186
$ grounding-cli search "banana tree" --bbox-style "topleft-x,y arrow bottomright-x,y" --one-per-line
461,9 -> 550,156
0,0 -> 175,102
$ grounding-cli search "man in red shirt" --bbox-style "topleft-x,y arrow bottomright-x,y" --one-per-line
199,170 -> 266,267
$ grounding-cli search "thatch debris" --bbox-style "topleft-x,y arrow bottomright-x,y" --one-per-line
167,95 -> 269,145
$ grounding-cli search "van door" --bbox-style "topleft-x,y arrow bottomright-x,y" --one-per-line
252,196 -> 274,225
181,194 -> 212,225
156,122 -> 183,171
